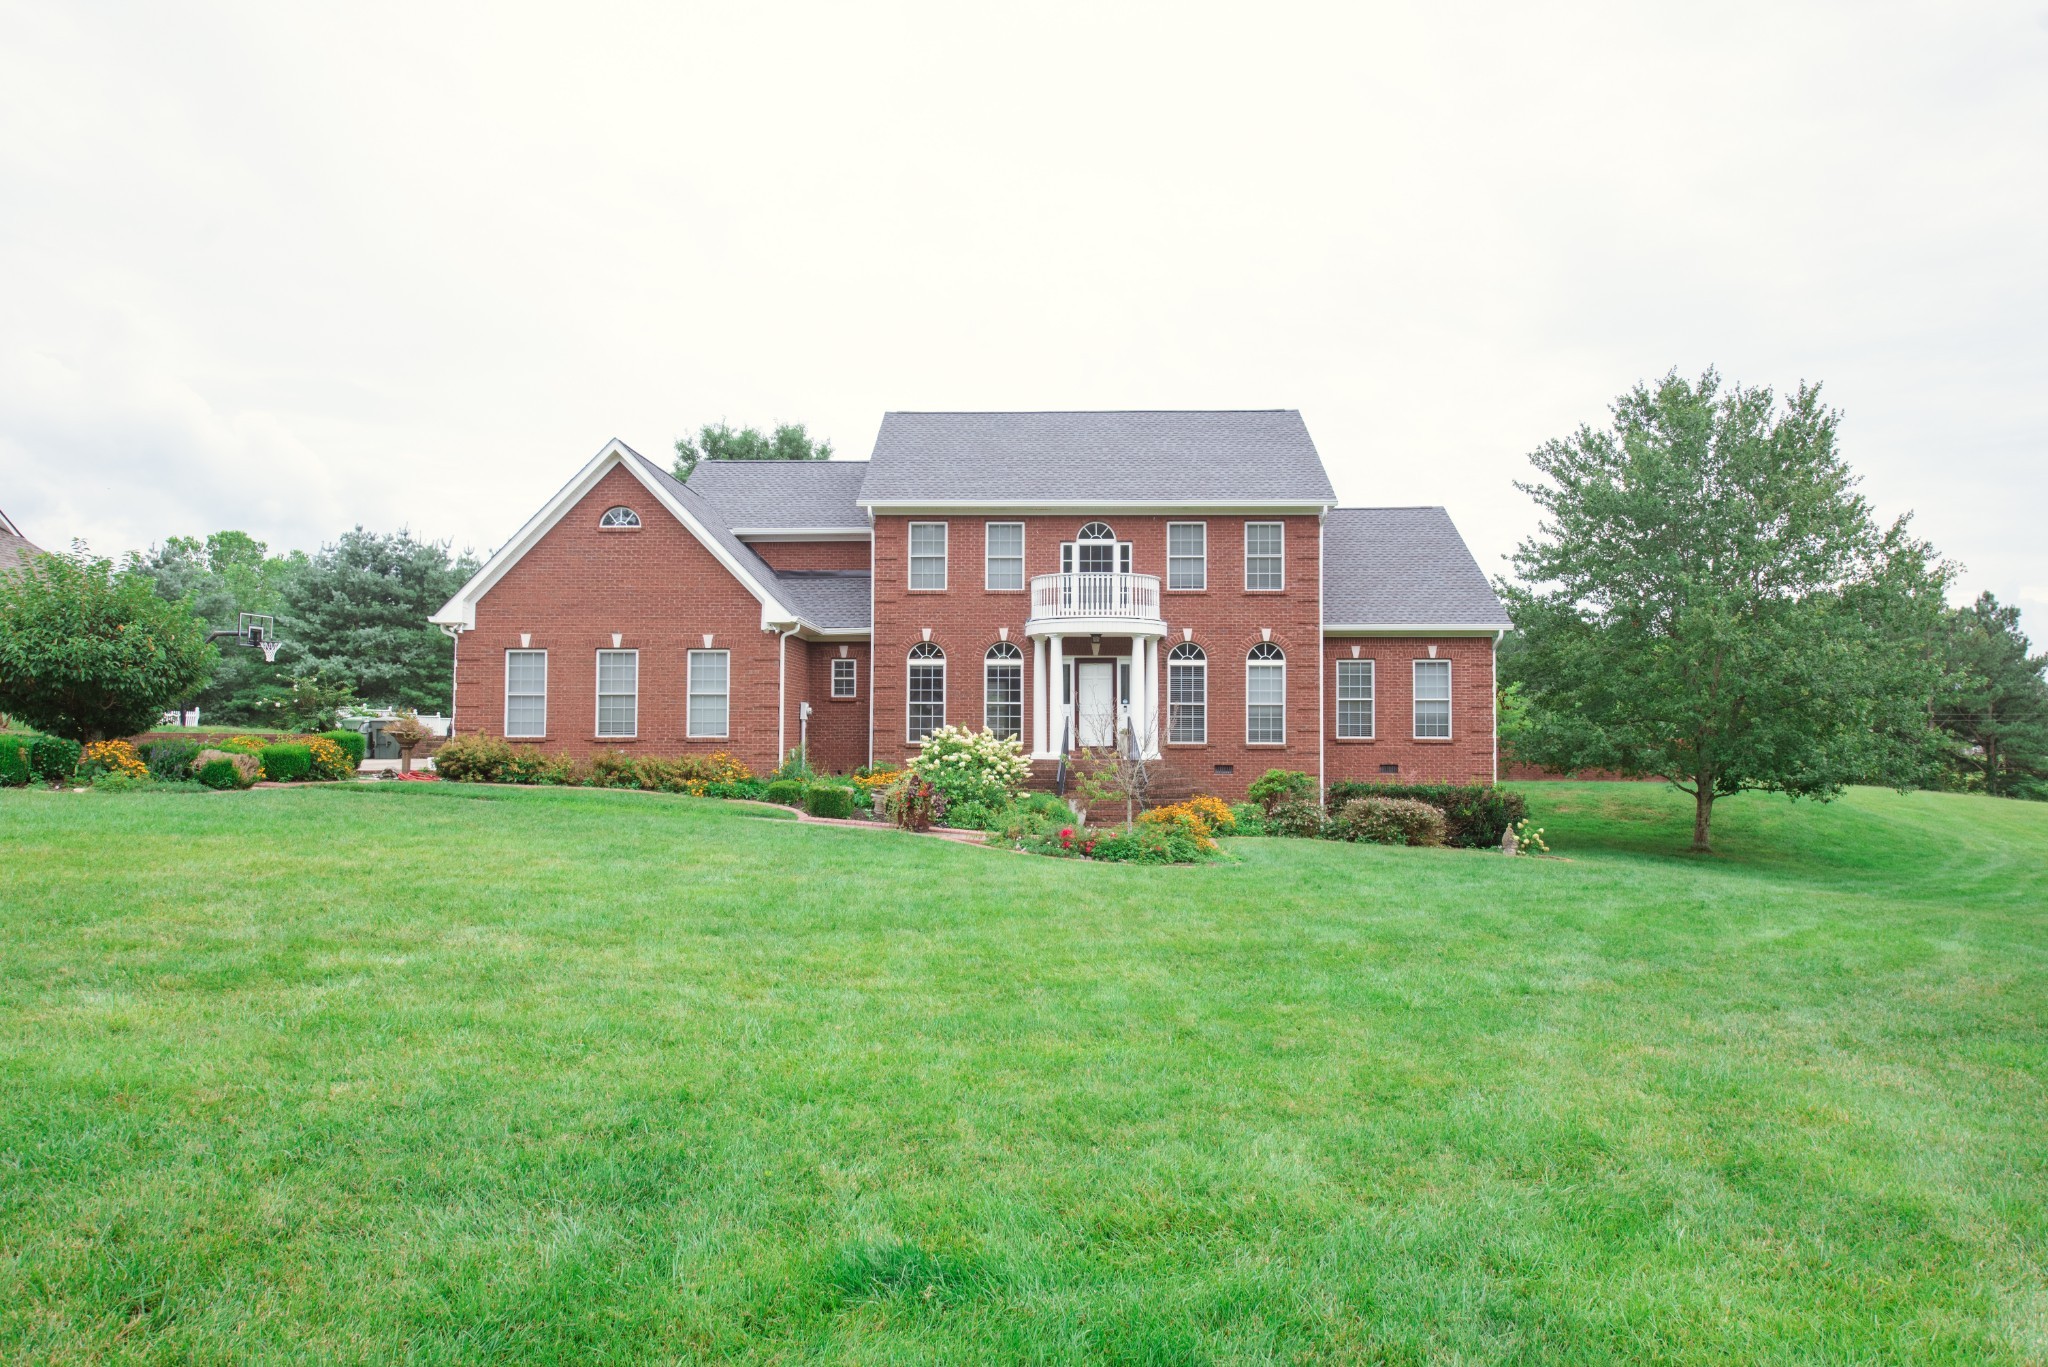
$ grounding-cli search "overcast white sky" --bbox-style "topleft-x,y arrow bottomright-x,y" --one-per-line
3,2 -> 2043,636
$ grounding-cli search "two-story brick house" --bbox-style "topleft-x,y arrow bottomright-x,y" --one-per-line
429,410 -> 1510,799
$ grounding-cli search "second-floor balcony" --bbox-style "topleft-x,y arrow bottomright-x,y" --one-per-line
1026,572 -> 1164,635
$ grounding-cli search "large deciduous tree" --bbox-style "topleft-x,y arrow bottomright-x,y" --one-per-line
1933,592 -> 2048,798
0,550 -> 217,741
672,421 -> 832,481
1501,370 -> 1950,852
128,530 -> 307,723
280,529 -> 476,713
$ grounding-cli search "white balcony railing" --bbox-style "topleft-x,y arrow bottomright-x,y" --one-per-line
1028,571 -> 1162,624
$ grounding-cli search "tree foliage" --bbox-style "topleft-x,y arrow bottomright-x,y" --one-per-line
280,529 -> 476,713
1933,592 -> 2048,798
672,421 -> 832,481
128,531 -> 306,722
1501,370 -> 1951,851
0,551 -> 217,741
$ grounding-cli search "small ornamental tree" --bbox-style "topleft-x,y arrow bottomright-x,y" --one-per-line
1502,370 -> 1951,852
0,551 -> 217,742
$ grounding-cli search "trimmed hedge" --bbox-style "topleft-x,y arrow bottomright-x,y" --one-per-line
1324,781 -> 1527,848
195,751 -> 260,790
30,737 -> 82,783
764,779 -> 807,807
0,735 -> 30,786
259,742 -> 314,782
1328,796 -> 1447,847
318,729 -> 367,768
804,784 -> 856,819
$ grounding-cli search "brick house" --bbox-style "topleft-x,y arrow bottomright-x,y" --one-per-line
429,411 -> 1510,799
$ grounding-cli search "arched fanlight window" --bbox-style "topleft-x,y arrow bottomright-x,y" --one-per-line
1070,521 -> 1125,577
907,642 -> 946,741
984,641 -> 1024,740
1246,642 -> 1285,745
1077,521 -> 1116,542
599,506 -> 642,529
1167,642 -> 1207,744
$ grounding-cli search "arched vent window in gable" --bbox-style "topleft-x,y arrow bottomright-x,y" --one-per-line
599,506 -> 642,529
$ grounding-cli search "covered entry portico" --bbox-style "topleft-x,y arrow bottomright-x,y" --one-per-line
1025,571 -> 1165,759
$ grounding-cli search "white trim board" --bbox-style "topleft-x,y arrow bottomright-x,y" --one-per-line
430,439 -> 794,632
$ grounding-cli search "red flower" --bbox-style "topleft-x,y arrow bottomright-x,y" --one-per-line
1059,827 -> 1074,839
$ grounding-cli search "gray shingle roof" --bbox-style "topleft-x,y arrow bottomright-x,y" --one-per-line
1322,507 -> 1510,629
858,411 -> 1337,505
684,459 -> 869,530
622,446 -> 873,632
0,508 -> 42,573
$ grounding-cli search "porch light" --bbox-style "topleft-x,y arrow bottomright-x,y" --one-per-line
1090,634 -> 1102,655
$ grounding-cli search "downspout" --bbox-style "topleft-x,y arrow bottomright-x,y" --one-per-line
778,627 -> 797,763
867,513 -> 876,772
1316,513 -> 1325,803
1491,628 -> 1502,785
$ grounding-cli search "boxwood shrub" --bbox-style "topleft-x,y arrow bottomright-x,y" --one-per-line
194,751 -> 260,790
804,784 -> 856,819
318,729 -> 367,768
30,736 -> 82,783
764,779 -> 807,807
259,742 -> 314,782
1324,781 -> 1528,848
0,735 -> 30,786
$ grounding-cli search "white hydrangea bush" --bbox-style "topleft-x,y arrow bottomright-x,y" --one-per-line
909,725 -> 1031,809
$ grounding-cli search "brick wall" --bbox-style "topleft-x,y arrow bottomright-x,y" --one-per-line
751,540 -> 870,572
456,466 -> 785,773
869,513 -> 1324,799
1322,634 -> 1496,786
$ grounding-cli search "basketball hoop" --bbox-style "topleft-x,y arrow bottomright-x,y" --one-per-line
207,612 -> 285,663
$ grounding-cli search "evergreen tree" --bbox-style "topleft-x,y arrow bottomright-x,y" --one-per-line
1934,592 -> 2048,798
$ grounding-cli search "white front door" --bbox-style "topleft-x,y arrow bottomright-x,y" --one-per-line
1076,661 -> 1117,747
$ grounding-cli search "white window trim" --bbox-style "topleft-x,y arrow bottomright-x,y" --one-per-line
505,648 -> 547,738
598,506 -> 641,529
1245,521 -> 1285,592
1336,658 -> 1375,741
831,657 -> 858,699
687,648 -> 731,739
595,648 -> 639,739
1246,647 -> 1286,745
983,645 -> 1024,739
908,521 -> 948,591
1166,521 -> 1207,591
1413,658 -> 1453,740
906,646 -> 946,742
1166,645 -> 1207,745
983,521 -> 1026,592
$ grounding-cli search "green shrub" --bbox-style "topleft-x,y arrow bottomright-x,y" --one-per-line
91,769 -> 154,792
764,779 -> 807,807
1227,802 -> 1268,836
587,750 -> 638,788
258,743 -> 314,782
635,757 -> 696,793
1324,782 -> 1527,848
0,735 -> 31,786
770,748 -> 815,783
141,740 -> 202,781
1328,796 -> 1447,847
804,784 -> 856,819
703,778 -> 765,800
319,729 -> 368,768
435,733 -> 515,782
30,736 -> 82,783
909,725 -> 1031,810
1247,768 -> 1315,812
984,791 -> 1071,839
194,750 -> 259,790
1265,799 -> 1326,838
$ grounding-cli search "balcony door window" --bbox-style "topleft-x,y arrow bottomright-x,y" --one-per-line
1061,522 -> 1132,577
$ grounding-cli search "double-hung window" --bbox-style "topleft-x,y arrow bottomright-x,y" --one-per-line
1167,642 -> 1206,743
984,642 -> 1023,740
1167,522 -> 1206,590
1336,659 -> 1374,739
1245,522 -> 1284,590
984,522 -> 1024,591
907,642 -> 945,741
831,657 -> 858,699
596,649 -> 638,738
1246,643 -> 1285,743
909,522 -> 948,590
1413,659 -> 1452,738
687,649 -> 729,738
505,649 -> 546,738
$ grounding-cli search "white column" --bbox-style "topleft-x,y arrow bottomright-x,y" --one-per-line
1048,634 -> 1065,752
1031,636 -> 1048,757
1145,634 -> 1162,757
1127,639 -> 1145,755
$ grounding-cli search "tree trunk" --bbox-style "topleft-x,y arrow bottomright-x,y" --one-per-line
1692,787 -> 1714,854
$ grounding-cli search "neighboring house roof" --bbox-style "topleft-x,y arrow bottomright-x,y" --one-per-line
857,410 -> 1339,508
1321,507 -> 1511,630
685,460 -> 871,533
0,507 -> 43,573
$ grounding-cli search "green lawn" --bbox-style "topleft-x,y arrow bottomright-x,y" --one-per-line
1,782 -> 2043,1363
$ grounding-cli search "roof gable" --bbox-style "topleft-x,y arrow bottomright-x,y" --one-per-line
857,410 -> 1337,507
1321,507 -> 1511,630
